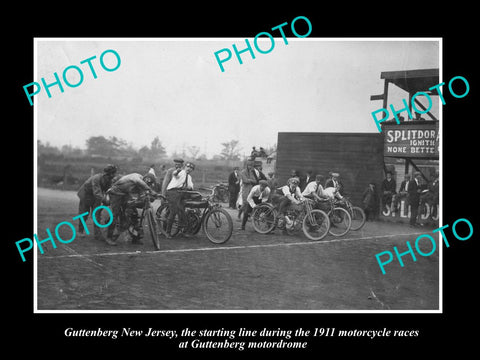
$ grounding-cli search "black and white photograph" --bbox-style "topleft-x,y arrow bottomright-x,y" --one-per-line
32,38 -> 442,312
6,7 -> 478,354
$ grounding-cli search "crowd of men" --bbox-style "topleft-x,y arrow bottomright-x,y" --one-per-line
227,161 -> 347,231
75,157 -> 440,246
380,170 -> 439,227
228,162 -> 440,229
76,158 -> 196,246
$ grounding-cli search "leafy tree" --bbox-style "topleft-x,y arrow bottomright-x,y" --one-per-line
85,136 -> 119,156
149,136 -> 166,159
220,140 -> 241,160
37,140 -> 61,155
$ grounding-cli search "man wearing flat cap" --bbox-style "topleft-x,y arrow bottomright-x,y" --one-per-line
165,161 -> 195,238
77,164 -> 117,241
161,158 -> 184,197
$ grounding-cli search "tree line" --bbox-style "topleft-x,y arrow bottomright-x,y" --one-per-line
37,136 -> 274,161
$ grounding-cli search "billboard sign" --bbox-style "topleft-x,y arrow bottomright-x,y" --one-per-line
382,122 -> 439,158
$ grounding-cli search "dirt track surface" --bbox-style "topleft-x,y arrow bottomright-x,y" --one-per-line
36,188 -> 439,311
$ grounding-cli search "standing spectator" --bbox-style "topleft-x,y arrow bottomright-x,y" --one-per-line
77,164 -> 117,241
408,172 -> 422,227
161,158 -> 184,196
239,160 -> 258,220
362,181 -> 379,221
381,171 -> 397,212
164,162 -> 195,238
228,166 -> 241,209
394,173 -> 411,212
252,161 -> 267,182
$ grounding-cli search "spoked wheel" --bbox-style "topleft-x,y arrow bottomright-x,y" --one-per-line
203,208 -> 233,244
251,203 -> 277,234
350,206 -> 366,231
156,203 -> 180,237
328,207 -> 352,237
145,208 -> 160,250
302,209 -> 330,241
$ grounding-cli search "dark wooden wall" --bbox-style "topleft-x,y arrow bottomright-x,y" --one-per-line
276,132 -> 385,206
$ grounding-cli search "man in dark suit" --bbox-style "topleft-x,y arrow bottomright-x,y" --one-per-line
228,167 -> 240,209
381,171 -> 397,212
408,172 -> 422,227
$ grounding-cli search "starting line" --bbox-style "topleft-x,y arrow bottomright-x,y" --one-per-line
39,231 -> 427,260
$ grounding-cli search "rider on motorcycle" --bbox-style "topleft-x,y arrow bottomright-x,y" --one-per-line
272,177 -> 305,227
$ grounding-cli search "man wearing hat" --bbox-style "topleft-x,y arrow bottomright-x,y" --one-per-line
252,161 -> 267,182
302,174 -> 328,202
325,172 -> 341,191
77,164 -> 117,241
273,177 -> 304,228
407,171 -> 422,227
239,179 -> 270,230
228,166 -> 241,209
164,161 -> 195,238
161,158 -> 184,196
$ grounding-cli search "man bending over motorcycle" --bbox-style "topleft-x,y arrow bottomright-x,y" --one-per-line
106,172 -> 157,245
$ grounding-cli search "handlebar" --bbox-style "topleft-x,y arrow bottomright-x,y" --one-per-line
139,191 -> 166,201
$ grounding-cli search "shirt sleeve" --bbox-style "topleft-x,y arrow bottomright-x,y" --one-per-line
187,174 -> 194,190
301,182 -> 315,196
296,187 -> 304,200
262,187 -> 271,202
247,185 -> 258,208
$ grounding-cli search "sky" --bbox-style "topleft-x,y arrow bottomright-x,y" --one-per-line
35,38 -> 440,158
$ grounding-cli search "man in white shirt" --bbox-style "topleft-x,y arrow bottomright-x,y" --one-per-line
161,158 -> 184,196
301,174 -> 327,202
239,180 -> 270,230
273,177 -> 304,227
165,162 -> 195,238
